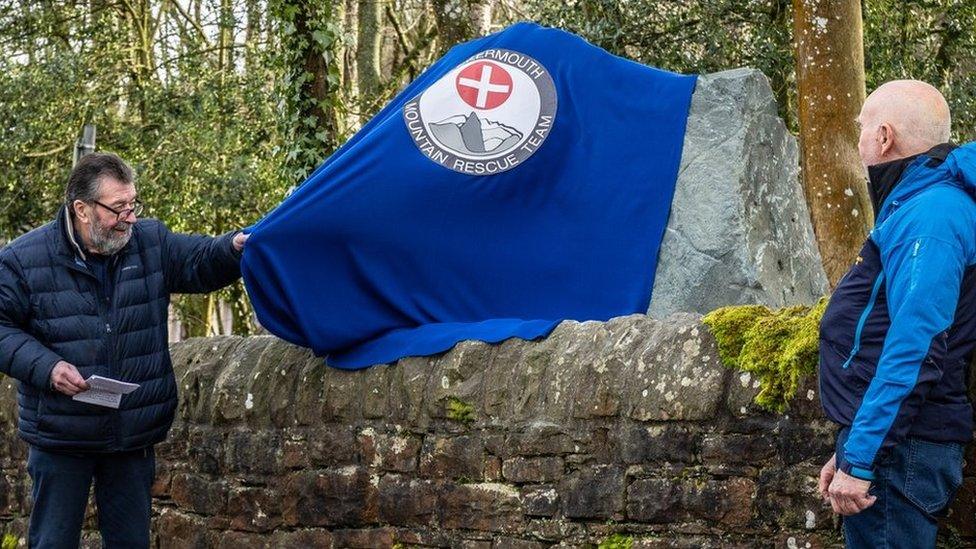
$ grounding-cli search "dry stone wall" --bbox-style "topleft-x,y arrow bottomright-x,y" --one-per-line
1,314 -> 973,547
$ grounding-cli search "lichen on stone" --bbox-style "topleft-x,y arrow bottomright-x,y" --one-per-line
702,297 -> 828,412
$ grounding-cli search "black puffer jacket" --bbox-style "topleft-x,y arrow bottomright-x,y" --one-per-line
0,206 -> 241,451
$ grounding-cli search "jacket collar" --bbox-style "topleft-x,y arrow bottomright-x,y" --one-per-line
50,204 -> 135,266
50,204 -> 88,263
866,143 -> 956,217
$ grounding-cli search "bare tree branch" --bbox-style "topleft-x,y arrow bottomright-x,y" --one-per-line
24,143 -> 70,158
170,0 -> 210,45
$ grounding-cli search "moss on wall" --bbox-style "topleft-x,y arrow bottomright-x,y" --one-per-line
446,397 -> 476,424
703,297 -> 827,412
598,533 -> 634,549
2,534 -> 20,549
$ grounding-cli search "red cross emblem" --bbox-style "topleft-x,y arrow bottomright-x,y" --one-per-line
455,61 -> 513,110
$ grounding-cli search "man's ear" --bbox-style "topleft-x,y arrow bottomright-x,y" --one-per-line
879,123 -> 895,157
72,200 -> 91,224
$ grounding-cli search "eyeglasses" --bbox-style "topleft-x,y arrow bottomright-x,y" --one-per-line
92,199 -> 143,222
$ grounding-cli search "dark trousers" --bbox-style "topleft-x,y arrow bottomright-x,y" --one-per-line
27,446 -> 155,549
836,427 -> 964,549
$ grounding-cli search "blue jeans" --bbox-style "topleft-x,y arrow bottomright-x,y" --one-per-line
836,427 -> 964,549
27,446 -> 155,549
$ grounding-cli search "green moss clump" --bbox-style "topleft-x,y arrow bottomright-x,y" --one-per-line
702,297 -> 828,413
598,533 -> 634,549
2,534 -> 20,549
700,304 -> 771,368
446,397 -> 476,424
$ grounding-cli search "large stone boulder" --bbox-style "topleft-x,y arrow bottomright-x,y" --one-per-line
648,68 -> 829,318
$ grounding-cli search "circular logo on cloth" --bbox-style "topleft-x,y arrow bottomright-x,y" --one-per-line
403,49 -> 557,176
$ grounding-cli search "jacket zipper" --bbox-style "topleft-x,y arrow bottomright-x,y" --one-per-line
70,254 -> 125,449
109,254 -> 125,450
842,273 -> 886,369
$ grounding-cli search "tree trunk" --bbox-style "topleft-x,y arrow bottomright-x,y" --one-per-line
769,0 -> 795,131
205,294 -> 216,336
357,0 -> 385,101
273,0 -> 343,180
218,0 -> 235,79
295,3 -> 340,149
115,0 -> 159,124
792,0 -> 872,287
343,0 -> 360,130
174,295 -> 209,338
432,0 -> 495,55
468,0 -> 495,37
244,0 -> 263,73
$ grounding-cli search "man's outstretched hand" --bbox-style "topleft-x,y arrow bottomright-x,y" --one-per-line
50,361 -> 89,396
233,232 -> 250,253
821,453 -> 876,516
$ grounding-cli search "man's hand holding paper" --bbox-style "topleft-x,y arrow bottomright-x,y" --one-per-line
71,375 -> 140,409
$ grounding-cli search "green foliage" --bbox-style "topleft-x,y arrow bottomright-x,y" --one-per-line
937,524 -> 967,548
598,533 -> 634,549
270,0 -> 346,184
446,397 -> 476,424
3,0 -> 975,340
0,1 -> 291,334
702,297 -> 827,412
863,0 -> 976,145
532,0 -> 976,142
531,0 -> 797,127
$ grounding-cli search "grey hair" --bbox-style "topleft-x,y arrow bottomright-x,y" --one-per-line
65,152 -> 134,206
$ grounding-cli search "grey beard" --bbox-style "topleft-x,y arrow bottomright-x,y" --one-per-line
88,222 -> 131,255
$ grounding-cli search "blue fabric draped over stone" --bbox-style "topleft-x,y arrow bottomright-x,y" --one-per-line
241,23 -> 697,369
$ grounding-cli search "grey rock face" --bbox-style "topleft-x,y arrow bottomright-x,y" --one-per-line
648,68 -> 828,318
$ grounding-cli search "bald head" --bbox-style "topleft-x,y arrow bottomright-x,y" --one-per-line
857,80 -> 951,167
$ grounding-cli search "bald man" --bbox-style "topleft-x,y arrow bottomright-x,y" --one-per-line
817,80 -> 976,547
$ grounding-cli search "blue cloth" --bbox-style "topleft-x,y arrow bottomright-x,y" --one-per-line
836,427 -> 963,548
819,143 -> 976,480
241,22 -> 697,369
27,446 -> 156,548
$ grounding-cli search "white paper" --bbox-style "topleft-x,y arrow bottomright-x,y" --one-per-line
73,390 -> 124,409
86,375 -> 139,394
72,375 -> 140,409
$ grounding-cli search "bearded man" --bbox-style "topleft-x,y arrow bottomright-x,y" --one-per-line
0,152 -> 248,548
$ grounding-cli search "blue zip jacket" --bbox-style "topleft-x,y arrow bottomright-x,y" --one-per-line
0,206 -> 241,451
819,143 -> 976,480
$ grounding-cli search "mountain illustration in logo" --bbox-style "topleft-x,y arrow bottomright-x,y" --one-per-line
428,112 -> 523,156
